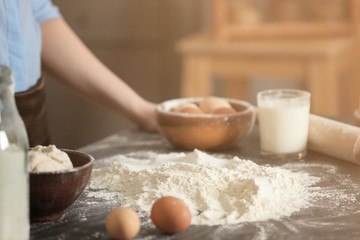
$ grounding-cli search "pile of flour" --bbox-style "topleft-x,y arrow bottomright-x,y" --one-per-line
90,149 -> 319,225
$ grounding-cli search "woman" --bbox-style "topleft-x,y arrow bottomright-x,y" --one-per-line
0,0 -> 157,147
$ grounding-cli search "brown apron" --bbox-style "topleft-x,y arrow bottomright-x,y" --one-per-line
15,77 -> 51,147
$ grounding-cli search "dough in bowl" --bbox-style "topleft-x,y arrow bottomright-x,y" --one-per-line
29,145 -> 73,172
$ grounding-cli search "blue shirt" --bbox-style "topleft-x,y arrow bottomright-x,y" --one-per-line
0,0 -> 61,93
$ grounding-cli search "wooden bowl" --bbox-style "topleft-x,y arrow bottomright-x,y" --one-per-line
30,149 -> 94,222
156,98 -> 256,150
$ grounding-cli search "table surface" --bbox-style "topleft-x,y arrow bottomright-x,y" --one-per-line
30,127 -> 360,240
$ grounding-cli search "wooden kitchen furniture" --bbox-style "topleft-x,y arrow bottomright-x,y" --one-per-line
176,0 -> 360,116
176,33 -> 360,116
212,0 -> 360,41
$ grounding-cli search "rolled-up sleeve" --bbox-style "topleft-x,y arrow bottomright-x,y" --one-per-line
31,0 -> 62,24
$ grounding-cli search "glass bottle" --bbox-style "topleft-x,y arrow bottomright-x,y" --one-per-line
0,66 -> 29,240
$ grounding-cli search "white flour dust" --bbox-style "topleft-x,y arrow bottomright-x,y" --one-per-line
90,150 -> 319,225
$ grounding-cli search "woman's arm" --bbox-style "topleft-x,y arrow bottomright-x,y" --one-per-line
40,18 -> 157,131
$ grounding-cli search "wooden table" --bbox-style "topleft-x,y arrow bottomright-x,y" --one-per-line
31,127 -> 360,239
176,34 -> 360,116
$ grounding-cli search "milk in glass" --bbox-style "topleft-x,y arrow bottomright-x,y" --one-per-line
257,89 -> 310,160
0,145 -> 28,239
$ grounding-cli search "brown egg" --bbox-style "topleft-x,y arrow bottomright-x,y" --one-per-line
179,107 -> 203,114
173,103 -> 203,114
212,107 -> 236,115
151,196 -> 192,234
199,96 -> 232,114
105,207 -> 140,240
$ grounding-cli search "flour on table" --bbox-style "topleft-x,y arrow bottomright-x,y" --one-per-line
90,149 -> 319,225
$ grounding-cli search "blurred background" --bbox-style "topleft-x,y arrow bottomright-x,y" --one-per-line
46,0 -> 360,149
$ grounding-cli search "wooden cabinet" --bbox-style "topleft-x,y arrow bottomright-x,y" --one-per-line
177,0 -> 360,116
213,0 -> 360,40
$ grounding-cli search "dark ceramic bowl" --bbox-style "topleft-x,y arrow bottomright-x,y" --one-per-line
30,149 -> 94,222
156,97 -> 256,150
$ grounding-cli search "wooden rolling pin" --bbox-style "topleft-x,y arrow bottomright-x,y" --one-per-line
308,114 -> 360,164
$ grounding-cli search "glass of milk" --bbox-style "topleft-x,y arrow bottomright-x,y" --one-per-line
257,89 -> 310,160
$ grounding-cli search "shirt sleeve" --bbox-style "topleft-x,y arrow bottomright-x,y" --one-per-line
31,0 -> 62,24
